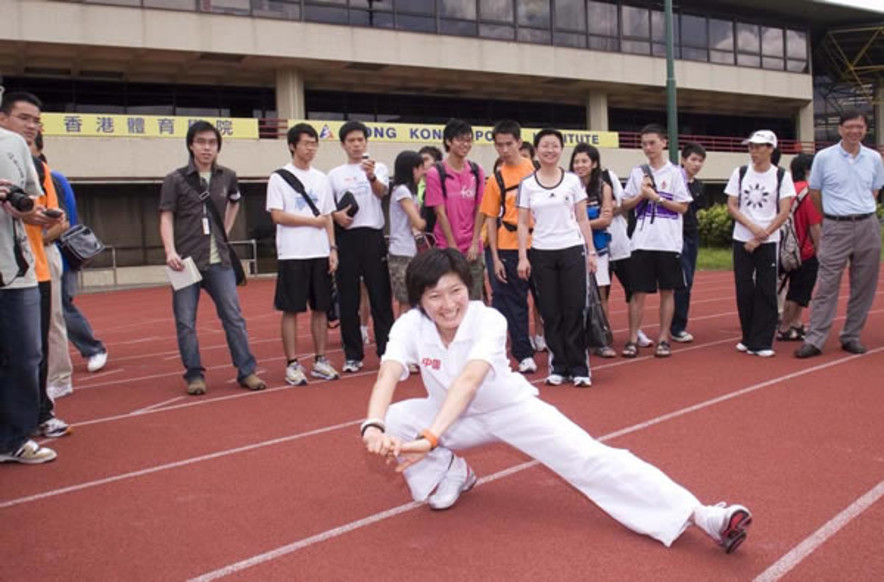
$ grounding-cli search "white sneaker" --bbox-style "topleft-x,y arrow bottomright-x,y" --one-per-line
735,342 -> 748,353
671,331 -> 694,343
532,335 -> 547,352
636,330 -> 654,348
361,325 -> 371,346
750,349 -> 775,358
518,357 -> 538,374
342,359 -> 363,373
311,358 -> 340,380
573,376 -> 592,387
47,383 -> 73,400
35,417 -> 72,438
545,374 -> 565,386
285,362 -> 308,386
694,502 -> 753,554
87,351 -> 108,373
0,439 -> 57,464
428,457 -> 477,510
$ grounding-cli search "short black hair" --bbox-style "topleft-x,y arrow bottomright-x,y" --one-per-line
771,147 -> 782,167
681,142 -> 706,160
186,120 -> 222,158
0,91 -> 42,115
419,145 -> 443,162
392,150 -> 424,193
405,248 -> 473,309
533,128 -> 563,149
339,120 -> 369,143
640,124 -> 667,139
287,123 -> 318,148
492,119 -> 521,142
839,110 -> 868,126
790,153 -> 814,182
519,142 -> 536,158
442,118 -> 473,152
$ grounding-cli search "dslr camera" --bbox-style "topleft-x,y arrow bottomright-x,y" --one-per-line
3,185 -> 35,212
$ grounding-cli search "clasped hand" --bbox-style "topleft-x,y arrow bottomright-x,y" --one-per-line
363,428 -> 432,473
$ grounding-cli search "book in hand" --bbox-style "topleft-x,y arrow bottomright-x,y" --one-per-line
165,256 -> 202,290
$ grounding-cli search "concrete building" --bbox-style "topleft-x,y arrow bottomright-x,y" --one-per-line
1,0 -> 881,283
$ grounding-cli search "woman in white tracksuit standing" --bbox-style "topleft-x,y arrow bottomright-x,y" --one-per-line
360,248 -> 752,553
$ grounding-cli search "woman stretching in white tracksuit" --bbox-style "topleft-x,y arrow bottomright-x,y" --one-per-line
360,248 -> 752,553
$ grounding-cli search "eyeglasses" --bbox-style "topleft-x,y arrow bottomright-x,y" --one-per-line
452,136 -> 473,144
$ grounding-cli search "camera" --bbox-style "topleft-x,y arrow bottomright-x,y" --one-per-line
3,185 -> 35,212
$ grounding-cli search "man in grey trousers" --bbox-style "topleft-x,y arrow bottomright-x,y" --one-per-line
795,110 -> 884,358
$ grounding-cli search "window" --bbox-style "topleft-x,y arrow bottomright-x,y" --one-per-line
651,10 -> 679,58
786,28 -> 809,72
518,0 -> 550,29
736,22 -> 760,67
441,0 -> 477,20
396,0 -> 435,14
588,1 -> 618,52
251,0 -> 300,20
762,26 -> 784,70
622,5 -> 649,39
555,0 -> 586,32
480,0 -> 514,22
304,3 -> 349,24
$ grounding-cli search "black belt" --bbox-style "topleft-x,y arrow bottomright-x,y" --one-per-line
823,213 -> 875,222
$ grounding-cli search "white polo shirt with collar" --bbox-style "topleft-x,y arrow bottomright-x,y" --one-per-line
381,301 -> 538,414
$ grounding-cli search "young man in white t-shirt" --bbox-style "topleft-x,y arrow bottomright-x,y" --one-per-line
328,121 -> 394,373
725,130 -> 795,357
266,123 -> 340,386
620,125 -> 692,358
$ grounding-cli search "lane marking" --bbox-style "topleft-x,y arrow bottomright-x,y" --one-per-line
130,396 -> 186,415
185,348 -> 884,581
753,480 -> 884,582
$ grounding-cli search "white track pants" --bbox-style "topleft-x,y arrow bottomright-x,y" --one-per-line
386,397 -> 700,546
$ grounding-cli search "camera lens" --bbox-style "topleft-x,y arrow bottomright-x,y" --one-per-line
6,186 -> 35,212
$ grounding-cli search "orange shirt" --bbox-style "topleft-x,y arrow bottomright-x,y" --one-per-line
24,159 -> 59,283
479,158 -> 535,250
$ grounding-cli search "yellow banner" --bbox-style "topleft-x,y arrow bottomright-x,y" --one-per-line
41,114 -> 259,139
291,120 -> 620,148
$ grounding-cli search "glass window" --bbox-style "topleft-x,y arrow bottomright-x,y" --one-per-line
480,23 -> 516,39
518,27 -> 551,44
680,14 -> 706,48
350,9 -> 395,27
587,1 -> 617,37
205,0 -> 252,13
144,0 -> 195,9
737,53 -> 760,67
762,27 -> 784,56
710,50 -> 734,65
682,47 -> 707,62
622,40 -> 650,55
589,36 -> 619,51
396,0 -> 435,15
709,19 -> 733,51
441,0 -> 477,20
397,14 -> 436,31
650,10 -> 678,46
251,1 -> 300,20
622,5 -> 649,39
787,29 -> 807,60
84,0 -> 141,6
555,0 -> 585,32
736,22 -> 760,54
518,0 -> 550,28
762,57 -> 784,70
304,4 -> 349,23
787,59 -> 808,73
554,31 -> 586,48
480,0 -> 514,22
441,19 -> 479,35
351,0 -> 393,10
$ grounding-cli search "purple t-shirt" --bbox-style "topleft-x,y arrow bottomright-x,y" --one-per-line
424,161 -> 485,253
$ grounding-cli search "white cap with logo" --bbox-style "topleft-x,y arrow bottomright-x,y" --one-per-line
742,130 -> 777,149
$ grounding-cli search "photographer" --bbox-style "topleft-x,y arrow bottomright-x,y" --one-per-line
0,121 -> 58,464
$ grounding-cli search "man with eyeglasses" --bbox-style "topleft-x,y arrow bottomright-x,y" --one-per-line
795,110 -> 884,358
424,119 -> 486,300
159,120 -> 266,395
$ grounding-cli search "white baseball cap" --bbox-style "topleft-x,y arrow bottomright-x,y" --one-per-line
742,130 -> 777,149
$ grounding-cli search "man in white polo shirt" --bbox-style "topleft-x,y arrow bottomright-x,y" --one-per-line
795,111 -> 884,358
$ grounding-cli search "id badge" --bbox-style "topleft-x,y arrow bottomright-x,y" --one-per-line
202,217 -> 210,235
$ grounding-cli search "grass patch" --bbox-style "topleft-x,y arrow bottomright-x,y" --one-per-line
697,246 -> 733,271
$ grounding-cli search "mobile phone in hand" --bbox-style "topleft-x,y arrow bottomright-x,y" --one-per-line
43,208 -> 63,219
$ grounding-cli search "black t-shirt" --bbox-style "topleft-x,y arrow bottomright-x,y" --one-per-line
682,178 -> 705,234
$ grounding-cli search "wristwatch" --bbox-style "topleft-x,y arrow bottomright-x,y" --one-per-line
368,174 -> 377,183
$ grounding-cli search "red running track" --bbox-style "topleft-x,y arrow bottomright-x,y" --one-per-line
1,270 -> 883,581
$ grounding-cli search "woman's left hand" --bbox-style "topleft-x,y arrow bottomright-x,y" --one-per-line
393,438 -> 433,473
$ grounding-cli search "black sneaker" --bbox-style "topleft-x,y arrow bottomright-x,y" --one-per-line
841,340 -> 867,354
794,343 -> 822,359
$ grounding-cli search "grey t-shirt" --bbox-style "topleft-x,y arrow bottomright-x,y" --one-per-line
0,128 -> 41,289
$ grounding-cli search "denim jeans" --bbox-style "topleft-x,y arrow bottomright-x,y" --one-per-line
0,286 -> 42,454
486,247 -> 533,361
172,264 -> 256,382
671,231 -> 699,336
62,269 -> 105,358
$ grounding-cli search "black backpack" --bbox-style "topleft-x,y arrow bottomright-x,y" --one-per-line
422,161 -> 480,234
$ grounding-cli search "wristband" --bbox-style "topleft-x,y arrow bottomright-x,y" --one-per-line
360,418 -> 386,436
417,429 -> 439,450
330,245 -> 338,251
587,250 -> 597,256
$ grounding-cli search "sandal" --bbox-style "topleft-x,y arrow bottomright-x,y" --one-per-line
776,329 -> 792,342
621,342 -> 638,358
655,341 -> 672,358
595,346 -> 617,359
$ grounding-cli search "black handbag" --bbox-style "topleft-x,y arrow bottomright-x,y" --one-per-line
336,190 -> 359,217
585,273 -> 611,349
203,196 -> 246,286
59,224 -> 105,270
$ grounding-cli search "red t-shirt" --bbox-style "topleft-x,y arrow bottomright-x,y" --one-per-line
791,180 -> 822,261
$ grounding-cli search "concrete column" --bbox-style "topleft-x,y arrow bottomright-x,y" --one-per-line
796,100 -> 814,152
586,92 -> 609,132
876,85 -> 884,148
275,69 -> 305,120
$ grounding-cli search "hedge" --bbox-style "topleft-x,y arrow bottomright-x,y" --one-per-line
697,204 -> 734,247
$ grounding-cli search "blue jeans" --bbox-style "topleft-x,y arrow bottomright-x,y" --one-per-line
486,247 -> 533,361
671,231 -> 699,335
0,287 -> 42,454
172,264 -> 256,382
62,270 -> 106,358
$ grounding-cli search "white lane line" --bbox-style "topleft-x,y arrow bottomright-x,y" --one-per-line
80,368 -> 123,381
753,480 -> 884,582
130,396 -> 186,415
114,336 -> 162,345
186,349 -> 884,581
0,420 -> 361,510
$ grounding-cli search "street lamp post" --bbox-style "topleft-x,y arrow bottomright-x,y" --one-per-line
665,0 -> 679,163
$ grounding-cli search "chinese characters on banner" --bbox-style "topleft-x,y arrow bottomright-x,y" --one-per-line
42,114 -> 258,139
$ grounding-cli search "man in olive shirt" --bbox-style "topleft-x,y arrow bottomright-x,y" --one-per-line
159,121 -> 265,395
